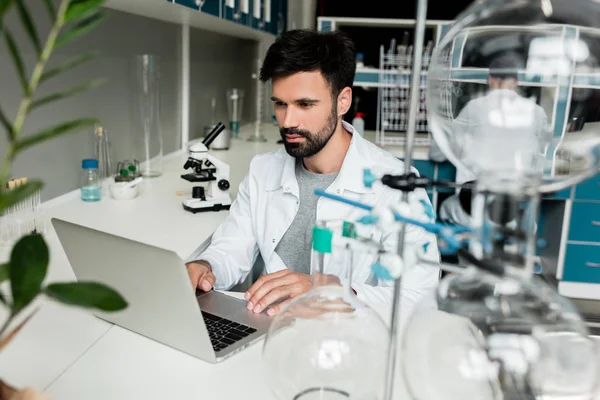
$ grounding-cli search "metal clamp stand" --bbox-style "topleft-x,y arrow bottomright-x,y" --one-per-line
383,0 -> 429,397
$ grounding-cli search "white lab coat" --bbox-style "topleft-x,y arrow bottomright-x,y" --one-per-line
430,89 -> 550,226
186,121 -> 441,311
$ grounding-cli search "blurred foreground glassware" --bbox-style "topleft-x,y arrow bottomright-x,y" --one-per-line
427,0 -> 600,195
263,220 -> 389,400
131,54 -> 163,177
399,1 -> 600,398
402,268 -> 599,400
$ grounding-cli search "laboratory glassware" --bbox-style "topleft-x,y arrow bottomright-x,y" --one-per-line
80,159 -> 101,202
401,268 -> 599,400
92,124 -> 112,181
398,0 -> 600,398
131,54 -> 163,177
262,220 -> 389,400
248,58 -> 267,143
0,178 -> 44,247
426,0 -> 600,196
226,88 -> 244,138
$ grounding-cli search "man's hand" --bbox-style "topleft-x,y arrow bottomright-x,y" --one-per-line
186,261 -> 216,292
244,270 -> 312,316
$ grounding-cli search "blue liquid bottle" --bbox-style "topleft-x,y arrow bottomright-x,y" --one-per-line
81,159 -> 102,202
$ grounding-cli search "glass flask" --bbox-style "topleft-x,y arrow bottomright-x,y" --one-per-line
401,267 -> 599,400
131,54 -> 163,177
427,0 -> 600,195
262,220 -> 390,400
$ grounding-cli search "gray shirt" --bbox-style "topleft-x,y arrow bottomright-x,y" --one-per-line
275,159 -> 338,274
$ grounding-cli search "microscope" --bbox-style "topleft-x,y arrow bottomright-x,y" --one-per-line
181,122 -> 232,213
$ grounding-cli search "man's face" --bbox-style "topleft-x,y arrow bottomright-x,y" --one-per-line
271,71 -> 338,158
488,76 -> 518,90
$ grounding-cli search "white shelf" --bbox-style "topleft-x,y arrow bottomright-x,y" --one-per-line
317,16 -> 449,28
104,0 -> 276,42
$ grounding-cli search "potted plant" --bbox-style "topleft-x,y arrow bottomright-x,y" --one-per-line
0,1 -> 127,398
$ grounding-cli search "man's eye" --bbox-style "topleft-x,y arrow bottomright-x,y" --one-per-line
299,102 -> 312,108
275,102 -> 286,107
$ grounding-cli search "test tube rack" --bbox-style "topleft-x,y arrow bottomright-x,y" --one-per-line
377,39 -> 433,147
0,177 -> 46,246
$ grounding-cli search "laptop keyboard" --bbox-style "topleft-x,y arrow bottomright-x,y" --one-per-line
202,311 -> 257,352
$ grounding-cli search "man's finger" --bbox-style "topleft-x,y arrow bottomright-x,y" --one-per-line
248,274 -> 298,312
267,297 -> 293,316
252,285 -> 291,313
201,271 -> 216,291
245,269 -> 291,300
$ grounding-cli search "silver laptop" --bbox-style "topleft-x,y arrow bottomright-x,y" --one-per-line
51,218 -> 272,363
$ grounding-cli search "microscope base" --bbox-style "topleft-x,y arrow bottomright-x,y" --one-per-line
182,197 -> 232,214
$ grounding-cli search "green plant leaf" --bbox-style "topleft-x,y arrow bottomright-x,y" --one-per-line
0,0 -> 14,16
56,12 -> 104,47
4,30 -> 28,93
64,0 -> 105,23
31,78 -> 104,110
44,282 -> 127,311
0,180 -> 43,210
0,263 -> 8,283
0,106 -> 13,140
13,118 -> 97,154
15,0 -> 41,54
41,52 -> 97,83
9,234 -> 49,312
0,0 -> 15,31
43,0 -> 55,21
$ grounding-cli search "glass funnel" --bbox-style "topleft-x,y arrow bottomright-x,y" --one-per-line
401,267 -> 599,400
262,220 -> 390,400
427,0 -> 600,195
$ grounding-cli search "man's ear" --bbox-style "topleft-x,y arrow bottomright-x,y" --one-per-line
337,87 -> 353,117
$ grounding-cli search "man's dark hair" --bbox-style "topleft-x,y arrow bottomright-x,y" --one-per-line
260,29 -> 356,98
489,53 -> 522,80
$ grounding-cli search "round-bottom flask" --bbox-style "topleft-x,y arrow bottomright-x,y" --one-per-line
262,220 -> 390,400
402,267 -> 599,400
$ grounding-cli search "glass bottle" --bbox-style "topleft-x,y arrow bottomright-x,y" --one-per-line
226,88 -> 244,138
80,159 -> 101,202
114,169 -> 131,183
262,220 -> 389,400
128,165 -> 138,179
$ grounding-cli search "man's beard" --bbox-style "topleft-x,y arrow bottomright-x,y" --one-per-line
279,108 -> 338,158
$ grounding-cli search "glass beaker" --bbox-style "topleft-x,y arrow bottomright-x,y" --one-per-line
262,220 -> 390,400
131,54 -> 163,177
226,88 -> 244,138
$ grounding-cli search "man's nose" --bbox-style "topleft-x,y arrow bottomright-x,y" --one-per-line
282,107 -> 300,129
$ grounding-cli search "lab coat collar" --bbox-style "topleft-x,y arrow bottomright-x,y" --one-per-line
273,121 -> 374,195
